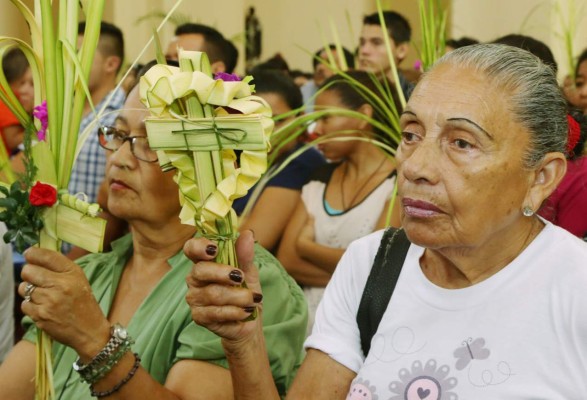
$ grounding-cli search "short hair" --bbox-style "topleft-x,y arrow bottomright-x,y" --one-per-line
320,70 -> 403,150
174,23 -> 238,72
252,69 -> 303,111
435,44 -> 568,166
312,44 -> 355,70
221,38 -> 239,73
79,21 -> 125,73
363,11 -> 411,44
576,48 -> 587,76
2,47 -> 29,83
445,36 -> 479,49
493,34 -> 558,74
249,53 -> 290,75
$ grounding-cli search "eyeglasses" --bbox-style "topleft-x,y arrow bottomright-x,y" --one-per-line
97,126 -> 158,163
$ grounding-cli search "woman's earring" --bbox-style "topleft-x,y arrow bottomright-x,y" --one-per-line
522,206 -> 534,217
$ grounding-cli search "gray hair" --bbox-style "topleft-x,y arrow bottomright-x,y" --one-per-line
432,43 -> 567,168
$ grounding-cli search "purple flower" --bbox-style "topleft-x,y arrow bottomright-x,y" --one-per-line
33,101 -> 48,141
214,72 -> 242,82
413,60 -> 423,71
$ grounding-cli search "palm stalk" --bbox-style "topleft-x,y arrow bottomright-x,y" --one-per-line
418,0 -> 447,72
0,1 -> 107,399
376,0 -> 406,108
555,0 -> 581,81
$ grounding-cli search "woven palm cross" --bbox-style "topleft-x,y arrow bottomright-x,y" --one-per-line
141,50 -> 273,267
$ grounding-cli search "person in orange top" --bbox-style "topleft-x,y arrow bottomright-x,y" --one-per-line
0,48 -> 34,153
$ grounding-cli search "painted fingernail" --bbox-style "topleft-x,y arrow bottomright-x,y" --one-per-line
229,269 -> 243,283
205,245 -> 217,256
253,293 -> 263,303
243,306 -> 256,314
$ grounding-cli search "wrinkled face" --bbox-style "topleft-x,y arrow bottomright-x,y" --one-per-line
358,24 -> 399,74
396,63 -> 536,249
313,89 -> 362,161
105,87 -> 181,225
165,34 -> 206,61
574,60 -> 587,113
9,67 -> 34,113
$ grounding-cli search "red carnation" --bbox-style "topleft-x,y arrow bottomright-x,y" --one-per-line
29,181 -> 57,207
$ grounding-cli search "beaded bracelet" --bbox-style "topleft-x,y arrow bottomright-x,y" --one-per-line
90,353 -> 142,398
76,339 -> 133,384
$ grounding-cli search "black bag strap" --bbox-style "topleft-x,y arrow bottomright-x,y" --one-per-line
356,227 -> 411,357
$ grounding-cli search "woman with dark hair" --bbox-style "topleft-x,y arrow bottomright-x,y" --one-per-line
575,49 -> 587,112
276,70 -> 402,332
0,64 -> 307,400
236,69 -> 325,253
0,48 -> 34,152
563,48 -> 587,113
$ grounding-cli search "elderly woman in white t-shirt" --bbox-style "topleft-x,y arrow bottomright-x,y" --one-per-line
183,44 -> 587,399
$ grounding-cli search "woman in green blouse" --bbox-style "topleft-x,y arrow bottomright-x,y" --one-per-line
0,72 -> 307,400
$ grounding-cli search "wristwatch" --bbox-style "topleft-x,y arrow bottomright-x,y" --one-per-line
73,323 -> 129,375
111,323 -> 128,341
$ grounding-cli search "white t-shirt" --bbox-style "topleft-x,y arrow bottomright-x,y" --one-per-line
306,222 -> 587,399
0,223 -> 14,363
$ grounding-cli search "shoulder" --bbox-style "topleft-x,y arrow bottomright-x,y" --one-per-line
295,146 -> 326,166
268,147 -> 326,190
307,162 -> 339,183
534,224 -> 587,333
108,87 -> 127,108
281,146 -> 326,175
342,229 -> 386,267
533,223 -> 587,286
328,229 -> 387,290
540,222 -> 587,259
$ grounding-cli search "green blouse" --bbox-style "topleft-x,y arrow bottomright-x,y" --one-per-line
24,234 -> 307,399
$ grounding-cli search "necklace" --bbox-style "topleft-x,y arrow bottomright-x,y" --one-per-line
340,156 -> 388,210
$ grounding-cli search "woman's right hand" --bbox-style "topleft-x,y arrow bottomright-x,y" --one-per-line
184,230 -> 263,342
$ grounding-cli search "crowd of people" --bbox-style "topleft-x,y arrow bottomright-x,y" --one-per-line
0,6 -> 586,399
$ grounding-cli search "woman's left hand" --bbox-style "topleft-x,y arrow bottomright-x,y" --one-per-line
18,247 -> 110,357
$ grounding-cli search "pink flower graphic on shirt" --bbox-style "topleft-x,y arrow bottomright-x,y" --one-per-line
347,378 -> 378,400
388,359 -> 458,400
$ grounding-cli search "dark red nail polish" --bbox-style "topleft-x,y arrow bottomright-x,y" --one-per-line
243,306 -> 256,314
253,293 -> 263,303
205,245 -> 217,256
229,269 -> 243,283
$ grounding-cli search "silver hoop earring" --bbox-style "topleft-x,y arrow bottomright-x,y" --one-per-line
522,206 -> 534,217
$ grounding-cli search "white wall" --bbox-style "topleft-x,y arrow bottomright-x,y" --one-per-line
1,0 -> 35,44
105,0 -> 245,72
245,0 -> 367,72
450,0 -> 587,79
2,0 -> 586,79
